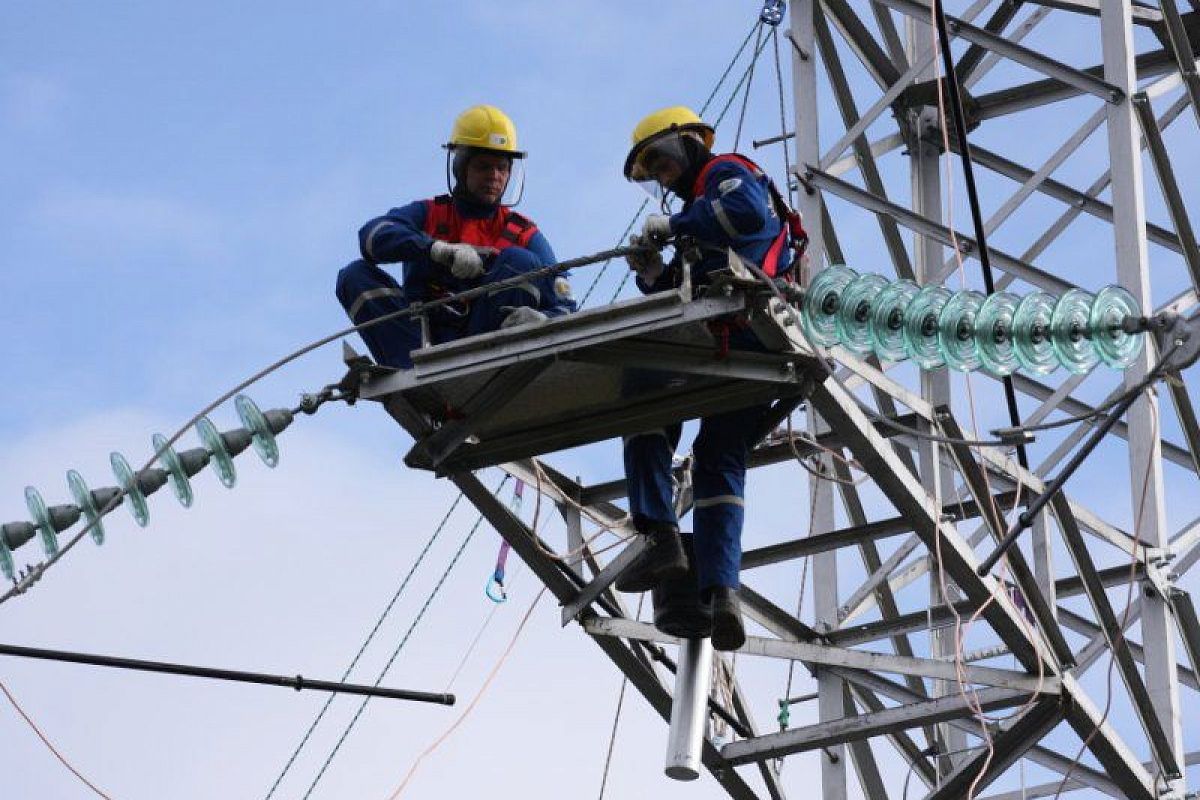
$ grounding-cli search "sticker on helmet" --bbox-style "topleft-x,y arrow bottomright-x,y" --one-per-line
489,133 -> 508,146
718,177 -> 743,195
554,277 -> 573,301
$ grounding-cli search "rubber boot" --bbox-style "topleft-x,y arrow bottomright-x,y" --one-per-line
651,535 -> 713,638
706,587 -> 746,651
615,520 -> 687,593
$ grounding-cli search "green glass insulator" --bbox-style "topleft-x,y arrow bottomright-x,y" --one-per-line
196,417 -> 236,488
938,290 -> 985,372
235,395 -> 280,468
904,285 -> 953,369
1089,285 -> 1144,368
67,470 -> 105,545
869,279 -> 919,362
1012,292 -> 1059,376
24,486 -> 58,556
1050,289 -> 1100,374
111,451 -> 150,527
835,273 -> 891,354
802,265 -> 857,347
975,292 -> 1021,377
152,434 -> 194,508
0,536 -> 12,581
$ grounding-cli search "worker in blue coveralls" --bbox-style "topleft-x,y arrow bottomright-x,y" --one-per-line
335,105 -> 576,369
614,106 -> 805,651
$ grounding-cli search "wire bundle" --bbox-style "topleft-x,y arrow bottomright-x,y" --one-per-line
799,265 -> 1146,377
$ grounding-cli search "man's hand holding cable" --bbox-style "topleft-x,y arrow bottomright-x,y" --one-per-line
430,241 -> 490,280
625,234 -> 664,284
640,213 -> 673,244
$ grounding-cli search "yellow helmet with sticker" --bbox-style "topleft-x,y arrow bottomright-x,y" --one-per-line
447,104 -> 526,158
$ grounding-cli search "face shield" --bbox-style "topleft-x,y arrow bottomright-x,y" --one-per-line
446,147 -> 526,206
626,131 -> 693,202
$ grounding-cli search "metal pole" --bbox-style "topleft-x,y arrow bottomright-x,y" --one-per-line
664,636 -> 715,780
1101,0 -> 1185,791
0,642 -> 456,705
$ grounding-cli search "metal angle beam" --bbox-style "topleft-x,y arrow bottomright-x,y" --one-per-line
562,338 -> 810,385
937,136 -> 1186,256
1159,0 -> 1200,127
954,0 -> 1025,84
920,698 -> 1064,800
449,471 -> 759,799
819,0 -> 904,89
835,668 -> 1125,798
848,682 -> 938,788
839,683 -> 891,800
1133,92 -> 1200,292
804,165 -> 1077,296
1022,0 -> 1163,22
1056,605 -> 1200,690
814,8 -> 914,280
558,537 -> 647,626
873,0 -> 1125,101
937,408 -> 1076,668
1169,590 -> 1200,678
978,751 -> 1200,800
830,562 -> 1145,646
722,662 -> 790,800
721,688 -> 1035,765
1048,494 -> 1182,778
974,46 -> 1190,120
1009,373 -> 1196,473
582,616 -> 1060,693
741,491 -> 1017,568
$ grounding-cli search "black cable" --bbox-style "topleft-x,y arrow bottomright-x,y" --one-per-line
930,0 -> 1031,472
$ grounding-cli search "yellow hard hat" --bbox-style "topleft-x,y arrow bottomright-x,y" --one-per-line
446,104 -> 525,158
623,106 -> 715,179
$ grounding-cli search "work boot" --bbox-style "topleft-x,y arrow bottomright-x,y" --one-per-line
651,535 -> 713,638
615,521 -> 687,593
706,587 -> 746,651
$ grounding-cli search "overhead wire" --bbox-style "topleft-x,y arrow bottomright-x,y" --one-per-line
0,679 -> 113,799
262,488 -> 473,799
300,477 -> 510,799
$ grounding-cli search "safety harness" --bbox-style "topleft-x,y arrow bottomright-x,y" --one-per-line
691,153 -> 808,279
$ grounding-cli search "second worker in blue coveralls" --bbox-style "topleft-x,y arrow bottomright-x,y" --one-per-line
336,105 -> 576,369
614,106 -> 805,651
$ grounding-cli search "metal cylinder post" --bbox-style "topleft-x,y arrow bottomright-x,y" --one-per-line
664,636 -> 714,781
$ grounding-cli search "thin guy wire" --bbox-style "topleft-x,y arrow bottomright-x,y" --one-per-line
262,489 -> 470,798
770,26 -> 796,205
300,478 -> 509,799
733,23 -> 765,151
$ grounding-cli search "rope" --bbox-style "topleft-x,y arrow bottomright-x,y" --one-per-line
262,488 -> 471,798
770,26 -> 796,205
300,478 -> 510,799
1,679 -> 113,799
386,586 -> 548,799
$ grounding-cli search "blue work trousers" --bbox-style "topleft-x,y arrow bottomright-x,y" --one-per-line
623,329 -> 771,590
335,247 -> 549,369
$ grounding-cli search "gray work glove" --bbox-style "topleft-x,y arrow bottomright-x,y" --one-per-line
430,241 -> 492,280
500,306 -> 549,329
640,213 -> 672,244
625,233 -> 665,285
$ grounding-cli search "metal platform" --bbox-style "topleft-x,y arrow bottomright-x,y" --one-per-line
358,285 -> 821,474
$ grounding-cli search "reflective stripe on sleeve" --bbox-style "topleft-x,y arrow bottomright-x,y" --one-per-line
348,287 -> 405,321
363,220 -> 396,262
694,494 -> 745,509
710,198 -> 741,239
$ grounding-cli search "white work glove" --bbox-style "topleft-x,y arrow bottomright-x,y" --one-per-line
500,306 -> 549,329
430,241 -> 489,280
640,213 -> 673,244
625,234 -> 665,285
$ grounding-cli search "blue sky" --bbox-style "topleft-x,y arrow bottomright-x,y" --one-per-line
1,2 -> 1197,799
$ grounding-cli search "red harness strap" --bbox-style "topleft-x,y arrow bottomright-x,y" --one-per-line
422,195 -> 538,250
691,154 -> 808,278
